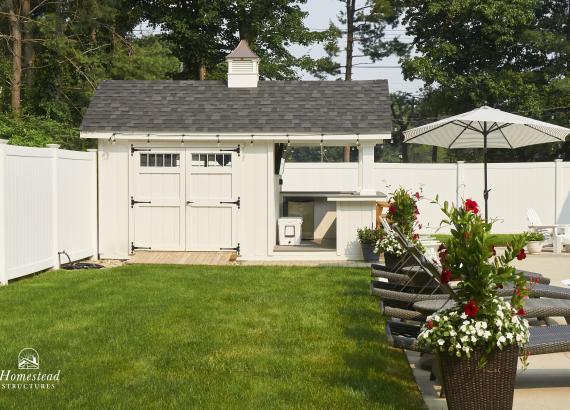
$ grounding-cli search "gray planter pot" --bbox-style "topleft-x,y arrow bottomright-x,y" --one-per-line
361,244 -> 379,262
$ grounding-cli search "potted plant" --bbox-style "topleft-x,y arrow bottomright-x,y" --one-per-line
357,227 -> 381,261
417,199 -> 530,410
526,231 -> 545,254
380,187 -> 424,269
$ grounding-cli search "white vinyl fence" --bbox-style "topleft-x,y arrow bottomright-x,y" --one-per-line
0,140 -> 97,284
283,160 -> 570,234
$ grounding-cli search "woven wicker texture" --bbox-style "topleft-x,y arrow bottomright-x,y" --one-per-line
439,345 -> 518,410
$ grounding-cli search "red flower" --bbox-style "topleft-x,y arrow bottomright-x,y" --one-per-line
418,223 -> 423,230
412,233 -> 419,241
464,199 -> 479,214
463,232 -> 470,240
491,245 -> 496,256
415,192 -> 421,200
427,320 -> 434,329
518,308 -> 526,316
496,283 -> 504,289
464,299 -> 479,317
516,249 -> 526,260
515,287 -> 521,296
414,205 -> 420,215
441,269 -> 452,284
388,204 -> 397,214
437,244 -> 446,252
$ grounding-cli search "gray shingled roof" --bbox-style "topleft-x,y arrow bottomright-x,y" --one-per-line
80,80 -> 391,134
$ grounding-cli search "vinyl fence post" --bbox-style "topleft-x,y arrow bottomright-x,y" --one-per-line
87,148 -> 99,259
554,159 -> 563,223
456,161 -> 465,207
47,144 -> 61,270
0,140 -> 8,285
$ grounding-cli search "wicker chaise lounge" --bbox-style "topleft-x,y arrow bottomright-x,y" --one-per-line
375,225 -> 570,358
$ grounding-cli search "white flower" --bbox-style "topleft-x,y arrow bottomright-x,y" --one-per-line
461,336 -> 469,343
437,339 -> 445,346
498,335 -> 506,344
471,335 -> 477,343
449,330 -> 457,337
497,310 -> 504,319
495,319 -> 503,328
506,332 -> 513,340
461,313 -> 468,320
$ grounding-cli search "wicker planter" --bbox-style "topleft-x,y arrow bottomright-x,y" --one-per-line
361,244 -> 379,262
439,345 -> 518,410
383,252 -> 400,270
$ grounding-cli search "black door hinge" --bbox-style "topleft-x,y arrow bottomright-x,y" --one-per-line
131,242 -> 151,253
131,144 -> 152,156
131,196 -> 152,208
220,145 -> 241,157
219,196 -> 240,209
220,243 -> 240,255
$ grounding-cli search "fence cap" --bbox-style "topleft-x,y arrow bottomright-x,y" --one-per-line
46,144 -> 60,149
0,139 -> 8,145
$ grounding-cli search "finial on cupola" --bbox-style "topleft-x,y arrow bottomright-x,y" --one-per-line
226,40 -> 260,88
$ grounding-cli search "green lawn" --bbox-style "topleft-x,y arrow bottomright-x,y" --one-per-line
0,265 -> 424,410
433,233 -> 521,247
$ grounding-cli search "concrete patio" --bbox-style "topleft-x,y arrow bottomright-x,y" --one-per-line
409,251 -> 570,410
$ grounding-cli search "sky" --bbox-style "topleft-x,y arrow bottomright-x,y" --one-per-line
292,0 -> 423,94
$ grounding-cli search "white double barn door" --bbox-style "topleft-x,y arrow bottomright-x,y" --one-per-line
130,148 -> 238,252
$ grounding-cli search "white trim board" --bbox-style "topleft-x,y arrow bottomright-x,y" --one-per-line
81,131 -> 392,143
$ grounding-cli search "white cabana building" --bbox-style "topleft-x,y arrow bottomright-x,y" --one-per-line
80,40 -> 392,261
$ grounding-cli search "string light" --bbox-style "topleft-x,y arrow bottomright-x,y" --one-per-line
146,134 -> 150,144
181,134 -> 185,144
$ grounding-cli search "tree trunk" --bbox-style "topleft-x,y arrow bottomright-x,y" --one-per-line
432,146 -> 438,163
344,0 -> 355,81
22,0 -> 34,90
199,63 -> 207,80
8,0 -> 22,115
343,0 -> 356,161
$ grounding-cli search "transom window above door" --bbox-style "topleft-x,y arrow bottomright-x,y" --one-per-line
192,153 -> 232,167
140,153 -> 180,167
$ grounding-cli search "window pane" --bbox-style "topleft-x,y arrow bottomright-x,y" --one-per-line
140,154 -> 148,167
207,154 -> 216,166
156,154 -> 164,167
174,154 -> 180,167
224,154 -> 232,166
165,154 -> 172,167
149,154 -> 155,166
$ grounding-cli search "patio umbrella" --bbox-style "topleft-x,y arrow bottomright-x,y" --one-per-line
403,106 -> 570,221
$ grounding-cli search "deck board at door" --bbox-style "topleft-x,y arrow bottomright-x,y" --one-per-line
127,251 -> 235,265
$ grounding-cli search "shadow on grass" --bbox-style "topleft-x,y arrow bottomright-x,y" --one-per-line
326,273 -> 425,409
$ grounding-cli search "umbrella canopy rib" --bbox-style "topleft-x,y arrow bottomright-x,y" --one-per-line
404,121 -> 455,143
523,124 -> 565,141
448,122 -> 472,149
497,126 -> 514,149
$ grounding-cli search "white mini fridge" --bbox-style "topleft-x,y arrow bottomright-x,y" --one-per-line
278,217 -> 303,245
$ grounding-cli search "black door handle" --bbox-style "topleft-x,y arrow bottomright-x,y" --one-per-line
219,197 -> 241,209
131,196 -> 152,208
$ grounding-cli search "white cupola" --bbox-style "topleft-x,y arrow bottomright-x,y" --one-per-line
226,40 -> 260,88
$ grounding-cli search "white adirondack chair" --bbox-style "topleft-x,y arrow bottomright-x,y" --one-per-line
527,208 -> 570,253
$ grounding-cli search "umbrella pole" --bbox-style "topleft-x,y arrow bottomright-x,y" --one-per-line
483,129 -> 489,223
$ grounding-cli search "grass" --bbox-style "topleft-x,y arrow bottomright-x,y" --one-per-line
433,233 -> 521,247
0,265 -> 424,410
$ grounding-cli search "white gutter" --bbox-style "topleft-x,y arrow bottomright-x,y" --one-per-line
80,131 -> 392,143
